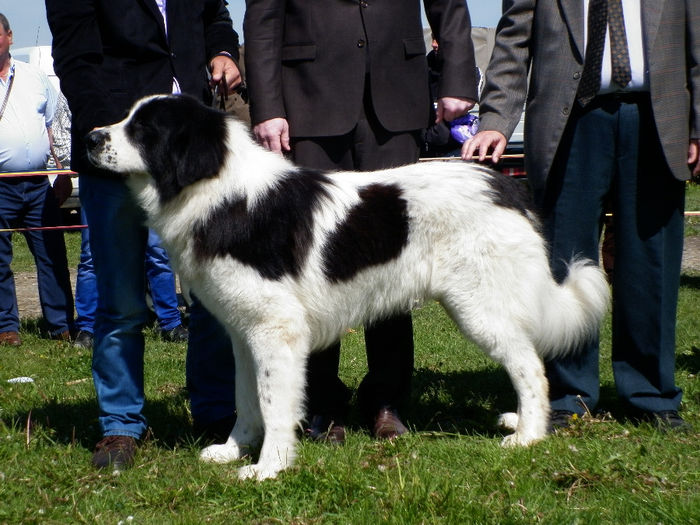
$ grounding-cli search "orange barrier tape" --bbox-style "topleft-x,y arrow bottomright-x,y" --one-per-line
1,225 -> 87,233
0,169 -> 77,178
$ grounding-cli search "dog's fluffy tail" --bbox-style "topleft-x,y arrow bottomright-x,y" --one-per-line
534,258 -> 610,358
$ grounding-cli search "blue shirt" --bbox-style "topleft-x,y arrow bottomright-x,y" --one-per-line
0,58 -> 57,172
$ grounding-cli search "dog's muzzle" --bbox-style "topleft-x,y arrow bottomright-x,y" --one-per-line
85,129 -> 109,156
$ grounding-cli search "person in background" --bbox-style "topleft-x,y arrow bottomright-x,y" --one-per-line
244,0 -> 478,443
46,0 -> 241,470
0,13 -> 74,347
464,0 -> 699,431
421,36 -> 479,158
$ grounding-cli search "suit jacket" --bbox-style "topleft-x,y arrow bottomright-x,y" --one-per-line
46,0 -> 239,172
243,0 -> 478,137
478,0 -> 700,188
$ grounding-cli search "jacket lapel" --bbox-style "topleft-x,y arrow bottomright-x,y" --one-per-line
138,0 -> 167,39
559,0 -> 585,61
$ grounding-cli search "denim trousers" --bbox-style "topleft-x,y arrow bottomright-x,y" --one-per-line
0,176 -> 74,335
80,173 -> 235,438
535,94 -> 685,416
75,208 -> 182,333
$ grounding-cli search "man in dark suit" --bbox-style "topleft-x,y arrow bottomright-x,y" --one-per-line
244,0 -> 478,443
464,0 -> 699,430
46,0 -> 242,470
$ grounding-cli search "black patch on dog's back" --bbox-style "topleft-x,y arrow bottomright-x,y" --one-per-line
485,172 -> 539,223
126,95 -> 228,202
322,183 -> 409,283
193,168 -> 331,280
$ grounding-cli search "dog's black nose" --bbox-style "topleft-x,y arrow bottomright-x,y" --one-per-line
85,129 -> 107,151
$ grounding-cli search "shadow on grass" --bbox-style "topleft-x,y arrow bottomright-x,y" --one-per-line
677,346 -> 700,373
680,273 -> 700,289
0,392 -> 197,451
2,365 -> 527,450
352,366 -> 519,439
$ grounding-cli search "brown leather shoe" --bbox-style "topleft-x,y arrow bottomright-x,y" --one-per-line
0,331 -> 21,346
373,407 -> 408,440
304,414 -> 345,445
52,330 -> 71,342
91,435 -> 137,471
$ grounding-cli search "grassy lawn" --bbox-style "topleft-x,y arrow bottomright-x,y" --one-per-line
1,187 -> 698,524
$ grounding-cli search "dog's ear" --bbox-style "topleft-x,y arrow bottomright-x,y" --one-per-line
131,95 -> 228,202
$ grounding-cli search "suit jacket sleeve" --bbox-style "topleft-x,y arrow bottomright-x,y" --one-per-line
202,0 -> 240,62
424,0 -> 478,101
243,0 -> 286,126
477,0 -> 535,140
689,1 -> 700,140
46,0 -> 115,137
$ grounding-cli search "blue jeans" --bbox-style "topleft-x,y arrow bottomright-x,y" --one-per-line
75,210 -> 182,333
80,173 -> 235,438
535,94 -> 685,416
0,176 -> 73,335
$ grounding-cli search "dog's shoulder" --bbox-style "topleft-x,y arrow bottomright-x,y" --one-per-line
192,165 -> 334,280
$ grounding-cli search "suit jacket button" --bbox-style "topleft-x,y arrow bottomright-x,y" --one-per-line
563,106 -> 570,115
360,1 -> 368,7
357,39 -> 365,48
573,72 -> 580,80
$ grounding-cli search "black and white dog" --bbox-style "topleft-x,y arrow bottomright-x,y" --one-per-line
85,94 -> 609,480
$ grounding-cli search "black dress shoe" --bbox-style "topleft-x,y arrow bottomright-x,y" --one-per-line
648,410 -> 691,433
91,435 -> 137,471
373,407 -> 408,440
161,324 -> 189,342
304,414 -> 346,444
73,330 -> 94,349
547,410 -> 576,434
193,414 -> 236,444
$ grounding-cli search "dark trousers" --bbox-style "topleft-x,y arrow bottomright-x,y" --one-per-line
534,94 -> 685,415
292,86 -> 420,421
0,176 -> 74,335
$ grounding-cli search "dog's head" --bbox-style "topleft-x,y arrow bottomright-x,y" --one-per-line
85,94 -> 228,202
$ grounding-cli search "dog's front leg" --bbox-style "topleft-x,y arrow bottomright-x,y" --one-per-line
237,334 -> 308,481
201,338 -> 263,463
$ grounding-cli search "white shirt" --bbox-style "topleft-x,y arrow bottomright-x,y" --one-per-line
0,58 -> 57,172
583,0 -> 648,92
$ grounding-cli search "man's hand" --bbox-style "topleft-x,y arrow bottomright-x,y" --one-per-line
689,138 -> 700,179
209,55 -> 242,93
52,174 -> 73,207
461,130 -> 508,164
436,96 -> 476,123
253,118 -> 291,154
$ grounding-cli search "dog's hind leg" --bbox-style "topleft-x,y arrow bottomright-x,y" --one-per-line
442,297 -> 549,446
200,337 -> 264,463
237,331 -> 308,481
494,343 -> 549,446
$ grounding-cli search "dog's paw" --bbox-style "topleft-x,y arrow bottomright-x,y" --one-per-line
501,432 -> 541,448
497,412 -> 519,431
199,443 -> 241,464
237,463 -> 282,481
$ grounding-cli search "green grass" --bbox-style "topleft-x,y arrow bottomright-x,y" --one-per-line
1,212 -> 699,524
686,181 -> 700,236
